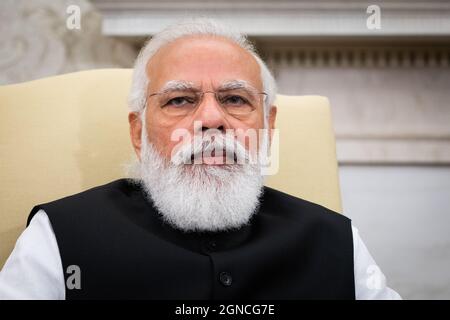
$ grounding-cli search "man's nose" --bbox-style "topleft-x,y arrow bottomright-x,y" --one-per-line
193,92 -> 228,132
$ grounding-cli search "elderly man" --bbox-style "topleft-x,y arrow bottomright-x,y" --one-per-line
0,18 -> 401,300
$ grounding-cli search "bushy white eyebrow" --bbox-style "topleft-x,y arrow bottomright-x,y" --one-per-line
217,80 -> 250,91
159,80 -> 198,93
158,79 -> 258,93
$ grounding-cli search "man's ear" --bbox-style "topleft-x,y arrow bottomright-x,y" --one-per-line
268,106 -> 277,143
128,112 -> 143,161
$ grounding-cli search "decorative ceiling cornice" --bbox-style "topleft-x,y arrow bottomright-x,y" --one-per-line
91,0 -> 450,37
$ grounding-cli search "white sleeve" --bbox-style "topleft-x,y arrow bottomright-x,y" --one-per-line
352,224 -> 402,300
0,209 -> 65,300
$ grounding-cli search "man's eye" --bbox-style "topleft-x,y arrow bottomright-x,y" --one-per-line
166,97 -> 194,107
222,95 -> 247,105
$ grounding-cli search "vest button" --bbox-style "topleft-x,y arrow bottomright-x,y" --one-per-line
208,240 -> 217,251
203,240 -> 218,253
219,272 -> 233,287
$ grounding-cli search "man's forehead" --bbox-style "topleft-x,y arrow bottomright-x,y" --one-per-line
146,36 -> 263,91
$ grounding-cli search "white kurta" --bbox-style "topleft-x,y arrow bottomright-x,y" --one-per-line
0,209 -> 402,300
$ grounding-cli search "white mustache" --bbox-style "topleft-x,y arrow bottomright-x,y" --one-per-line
170,134 -> 250,165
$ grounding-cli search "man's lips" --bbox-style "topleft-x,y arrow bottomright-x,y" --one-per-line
190,151 -> 238,165
202,156 -> 227,165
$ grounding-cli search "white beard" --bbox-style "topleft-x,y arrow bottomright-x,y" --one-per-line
134,129 -> 266,233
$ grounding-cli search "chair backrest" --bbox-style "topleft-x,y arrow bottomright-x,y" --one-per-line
0,69 -> 342,268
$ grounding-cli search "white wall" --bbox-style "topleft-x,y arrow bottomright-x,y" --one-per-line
339,165 -> 450,299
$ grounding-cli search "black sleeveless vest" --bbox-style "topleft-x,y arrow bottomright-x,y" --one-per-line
27,179 -> 355,300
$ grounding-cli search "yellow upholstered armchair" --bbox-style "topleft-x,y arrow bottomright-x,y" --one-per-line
0,69 -> 342,267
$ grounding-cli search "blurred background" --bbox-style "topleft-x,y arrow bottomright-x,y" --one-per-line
1,0 -> 449,299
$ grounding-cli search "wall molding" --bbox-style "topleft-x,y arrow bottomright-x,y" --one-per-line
336,138 -> 450,164
263,46 -> 450,69
271,47 -> 450,164
91,0 -> 450,37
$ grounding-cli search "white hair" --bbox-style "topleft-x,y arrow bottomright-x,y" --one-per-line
128,17 -> 277,119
